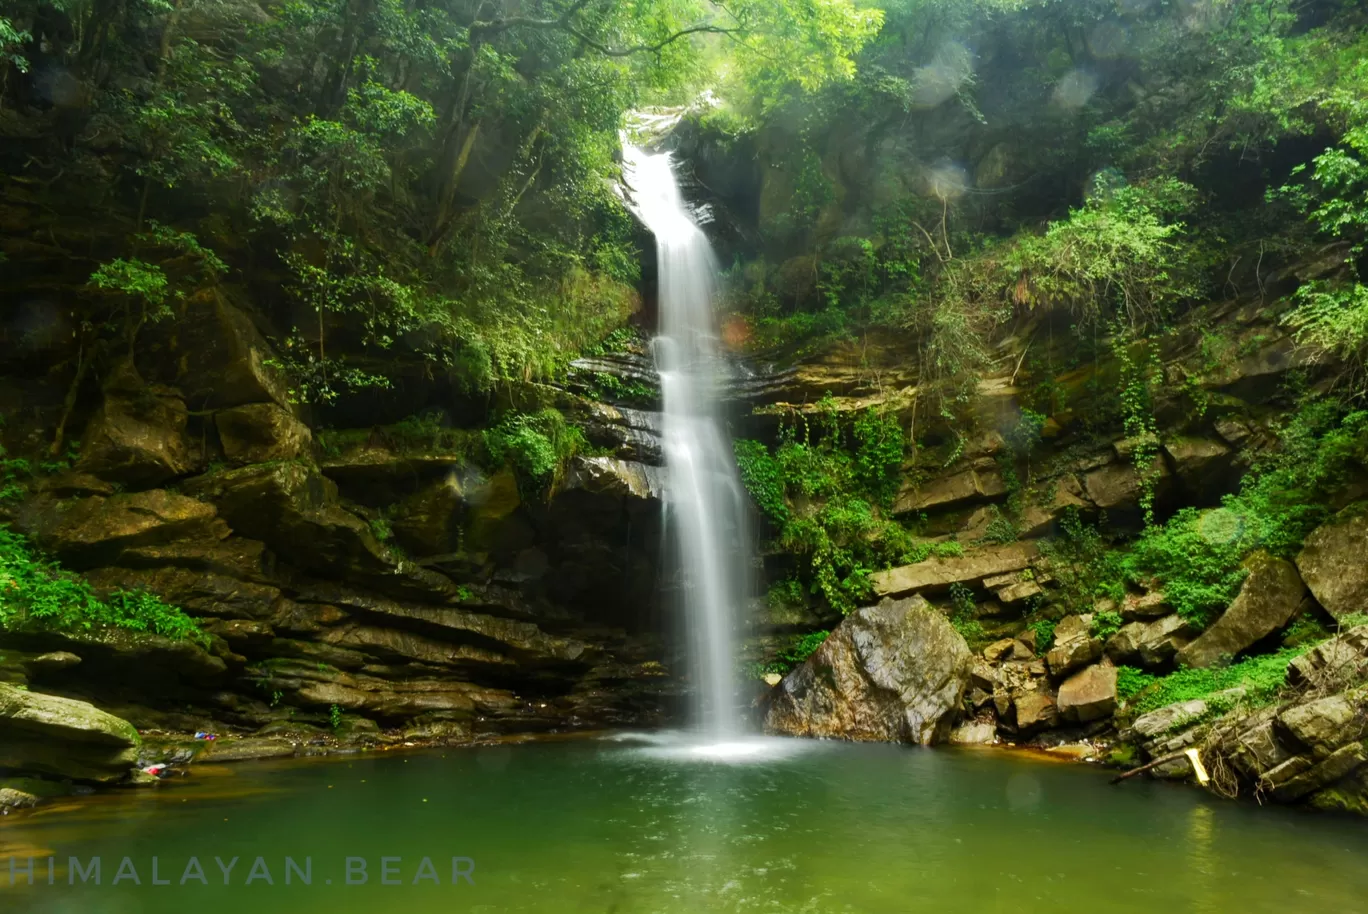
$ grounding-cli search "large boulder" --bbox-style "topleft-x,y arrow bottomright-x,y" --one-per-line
1105,614 -> 1194,668
1177,553 -> 1307,668
1296,510 -> 1368,622
137,286 -> 291,408
1277,690 -> 1367,756
872,542 -> 1038,598
1057,663 -> 1117,723
24,489 -> 227,568
1082,456 -> 1171,511
1012,690 -> 1059,732
391,477 -> 466,556
1045,614 -> 1102,678
77,361 -> 192,487
1162,437 -> 1235,498
215,402 -> 312,465
764,595 -> 972,745
0,683 -> 140,782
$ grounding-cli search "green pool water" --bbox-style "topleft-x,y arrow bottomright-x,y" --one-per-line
1,732 -> 1365,913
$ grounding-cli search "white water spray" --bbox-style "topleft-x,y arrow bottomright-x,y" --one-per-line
622,142 -> 748,738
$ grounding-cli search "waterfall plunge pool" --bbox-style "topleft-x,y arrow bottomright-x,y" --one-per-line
2,734 -> 1365,913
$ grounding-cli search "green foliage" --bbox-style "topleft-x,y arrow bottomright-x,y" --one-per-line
1030,618 -> 1057,655
754,629 -> 831,678
0,527 -> 205,645
1005,409 -> 1046,461
978,509 -> 1018,545
0,452 -> 32,503
734,439 -> 790,526
369,517 -> 393,543
1129,648 -> 1309,717
585,328 -> 640,357
1124,403 -> 1368,628
1038,509 -> 1126,617
6,0 -> 881,407
947,582 -> 986,646
0,15 -> 30,73
1113,333 -> 1163,524
330,703 -> 344,730
851,408 -> 906,506
1285,281 -> 1368,371
1115,666 -> 1157,704
1003,180 -> 1206,329
584,372 -> 655,405
1123,509 -> 1253,629
88,259 -> 169,309
1091,609 -> 1124,642
484,408 -> 587,489
735,405 -> 926,614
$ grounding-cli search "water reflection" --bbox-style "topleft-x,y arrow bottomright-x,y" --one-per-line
3,738 -> 1368,913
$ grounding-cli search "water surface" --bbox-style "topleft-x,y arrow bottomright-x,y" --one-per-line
1,734 -> 1364,913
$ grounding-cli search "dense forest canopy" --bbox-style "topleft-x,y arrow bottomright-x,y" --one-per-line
0,0 -> 880,407
0,0 -> 1365,413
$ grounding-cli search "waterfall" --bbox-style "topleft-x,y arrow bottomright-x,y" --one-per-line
622,142 -> 748,739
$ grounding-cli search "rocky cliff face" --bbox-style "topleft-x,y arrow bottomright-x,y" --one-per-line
0,295 -> 682,782
737,273 -> 1368,814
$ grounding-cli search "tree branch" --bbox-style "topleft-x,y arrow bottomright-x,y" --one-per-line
471,1 -> 740,57
564,24 -> 742,58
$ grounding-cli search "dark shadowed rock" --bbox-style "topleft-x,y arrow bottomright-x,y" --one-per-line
1178,553 -> 1307,668
1082,456 -> 1171,510
0,626 -> 229,687
1296,510 -> 1368,621
391,477 -> 466,556
1163,437 -> 1235,497
77,361 -> 192,487
24,490 -> 227,568
137,287 -> 291,408
184,462 -> 461,603
215,402 -> 312,464
84,564 -> 282,621
764,595 -> 972,745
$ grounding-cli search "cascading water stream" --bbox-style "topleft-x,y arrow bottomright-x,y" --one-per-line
622,141 -> 749,740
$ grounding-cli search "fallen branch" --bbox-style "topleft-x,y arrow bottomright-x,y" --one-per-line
1110,750 -> 1189,785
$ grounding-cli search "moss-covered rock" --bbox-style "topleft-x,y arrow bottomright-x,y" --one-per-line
0,682 -> 140,783
215,402 -> 312,465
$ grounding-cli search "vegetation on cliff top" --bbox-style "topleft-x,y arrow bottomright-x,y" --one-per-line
0,0 -> 880,407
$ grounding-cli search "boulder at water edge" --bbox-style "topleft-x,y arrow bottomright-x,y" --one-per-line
0,683 -> 140,783
764,595 -> 972,746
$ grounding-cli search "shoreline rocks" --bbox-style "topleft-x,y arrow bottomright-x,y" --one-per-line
764,595 -> 972,745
